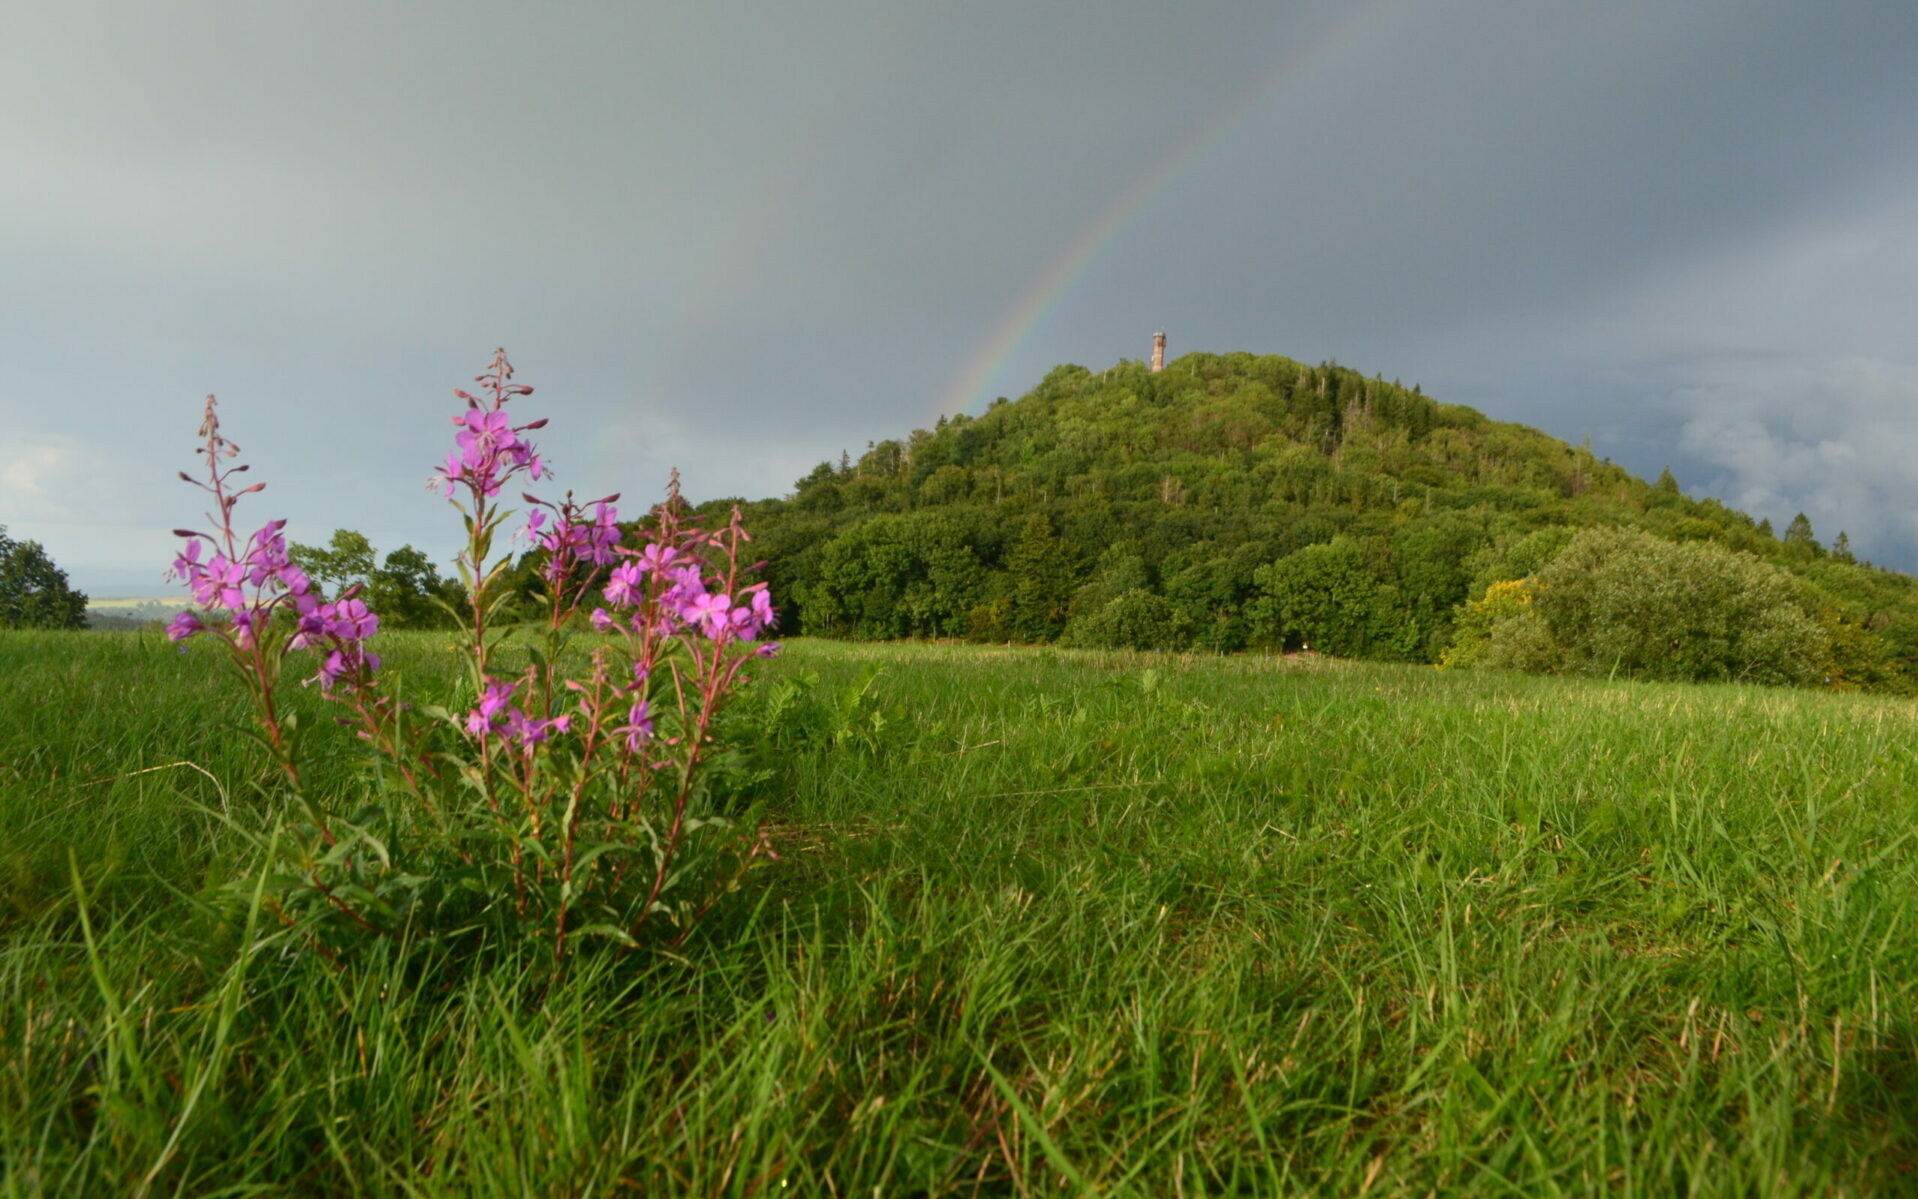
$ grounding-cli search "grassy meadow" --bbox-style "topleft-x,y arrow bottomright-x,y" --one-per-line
2,630 -> 1916,1194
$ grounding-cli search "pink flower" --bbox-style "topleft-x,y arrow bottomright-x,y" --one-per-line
502,707 -> 571,749
322,597 -> 378,642
169,537 -> 204,582
438,404 -> 543,499
604,560 -> 645,608
633,542 -> 677,575
289,610 -> 326,650
620,699 -> 653,753
726,584 -> 776,639
193,554 -> 247,611
316,645 -> 379,692
584,502 -> 621,565
682,591 -> 732,639
465,677 -> 517,738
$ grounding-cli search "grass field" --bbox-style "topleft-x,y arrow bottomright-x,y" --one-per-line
2,631 -> 1915,1195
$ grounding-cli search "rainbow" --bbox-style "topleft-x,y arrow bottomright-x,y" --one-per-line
930,0 -> 1415,423
653,11 -> 914,400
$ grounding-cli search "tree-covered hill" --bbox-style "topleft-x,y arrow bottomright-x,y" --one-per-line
701,352 -> 1918,690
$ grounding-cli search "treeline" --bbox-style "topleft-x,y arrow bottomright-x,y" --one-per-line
0,524 -> 87,630
689,352 -> 1918,692
288,530 -> 466,629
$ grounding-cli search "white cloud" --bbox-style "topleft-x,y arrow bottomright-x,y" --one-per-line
1674,356 -> 1918,562
0,433 -> 179,589
0,442 -> 63,505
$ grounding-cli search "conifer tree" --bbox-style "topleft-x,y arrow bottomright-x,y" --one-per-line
1006,513 -> 1079,641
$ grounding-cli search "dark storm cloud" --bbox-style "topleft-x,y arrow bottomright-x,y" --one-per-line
5,0 -> 1918,588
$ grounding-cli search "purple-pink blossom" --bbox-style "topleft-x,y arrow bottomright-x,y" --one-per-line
725,585 -> 777,640
604,560 -> 645,608
505,709 -> 571,748
437,404 -> 545,499
633,542 -> 677,575
318,646 -> 380,690
317,597 -> 378,642
665,563 -> 705,602
583,502 -> 620,565
167,514 -> 384,691
682,590 -> 733,639
289,611 -> 326,650
465,677 -> 518,738
169,537 -> 204,582
620,699 -> 653,753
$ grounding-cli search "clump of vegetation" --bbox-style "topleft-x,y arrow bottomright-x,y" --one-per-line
287,528 -> 468,629
0,523 -> 86,629
7,637 -> 1918,1191
1059,587 -> 1191,650
1531,525 -> 1828,684
1445,527 -> 1831,685
1439,576 -> 1546,670
163,351 -> 780,961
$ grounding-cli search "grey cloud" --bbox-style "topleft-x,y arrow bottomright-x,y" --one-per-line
1675,356 -> 1918,564
8,0 -> 1918,590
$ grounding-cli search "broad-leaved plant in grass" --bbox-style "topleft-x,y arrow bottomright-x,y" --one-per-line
170,349 -> 779,963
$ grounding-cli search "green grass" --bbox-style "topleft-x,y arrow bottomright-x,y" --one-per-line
2,631 -> 1916,1195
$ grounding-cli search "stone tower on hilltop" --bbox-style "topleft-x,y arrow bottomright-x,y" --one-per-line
1150,331 -> 1166,372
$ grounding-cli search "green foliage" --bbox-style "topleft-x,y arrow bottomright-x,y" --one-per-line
8,635 -> 1918,1192
1059,588 -> 1192,650
1463,526 -> 1575,598
364,545 -> 464,629
291,530 -> 465,628
1249,537 -> 1418,659
1440,578 -> 1545,670
289,528 -> 375,595
806,512 -> 985,639
1516,526 -> 1828,685
1068,544 -> 1151,622
726,351 -> 1918,690
1004,513 -> 1080,641
0,525 -> 87,629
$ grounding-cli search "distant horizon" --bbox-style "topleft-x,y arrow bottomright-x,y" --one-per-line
59,339 -> 1904,599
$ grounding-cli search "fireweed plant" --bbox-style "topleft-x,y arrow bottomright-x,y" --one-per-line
169,350 -> 780,962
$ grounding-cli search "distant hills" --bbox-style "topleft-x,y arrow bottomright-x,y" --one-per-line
712,351 -> 1918,691
84,597 -> 181,631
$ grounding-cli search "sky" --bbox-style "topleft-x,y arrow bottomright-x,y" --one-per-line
7,0 -> 1918,595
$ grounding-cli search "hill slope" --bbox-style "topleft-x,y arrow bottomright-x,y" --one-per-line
719,352 -> 1918,689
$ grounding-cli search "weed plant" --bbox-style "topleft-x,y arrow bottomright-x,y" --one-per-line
3,632 -> 1916,1194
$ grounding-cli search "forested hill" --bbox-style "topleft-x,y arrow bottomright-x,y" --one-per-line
712,351 -> 1918,690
